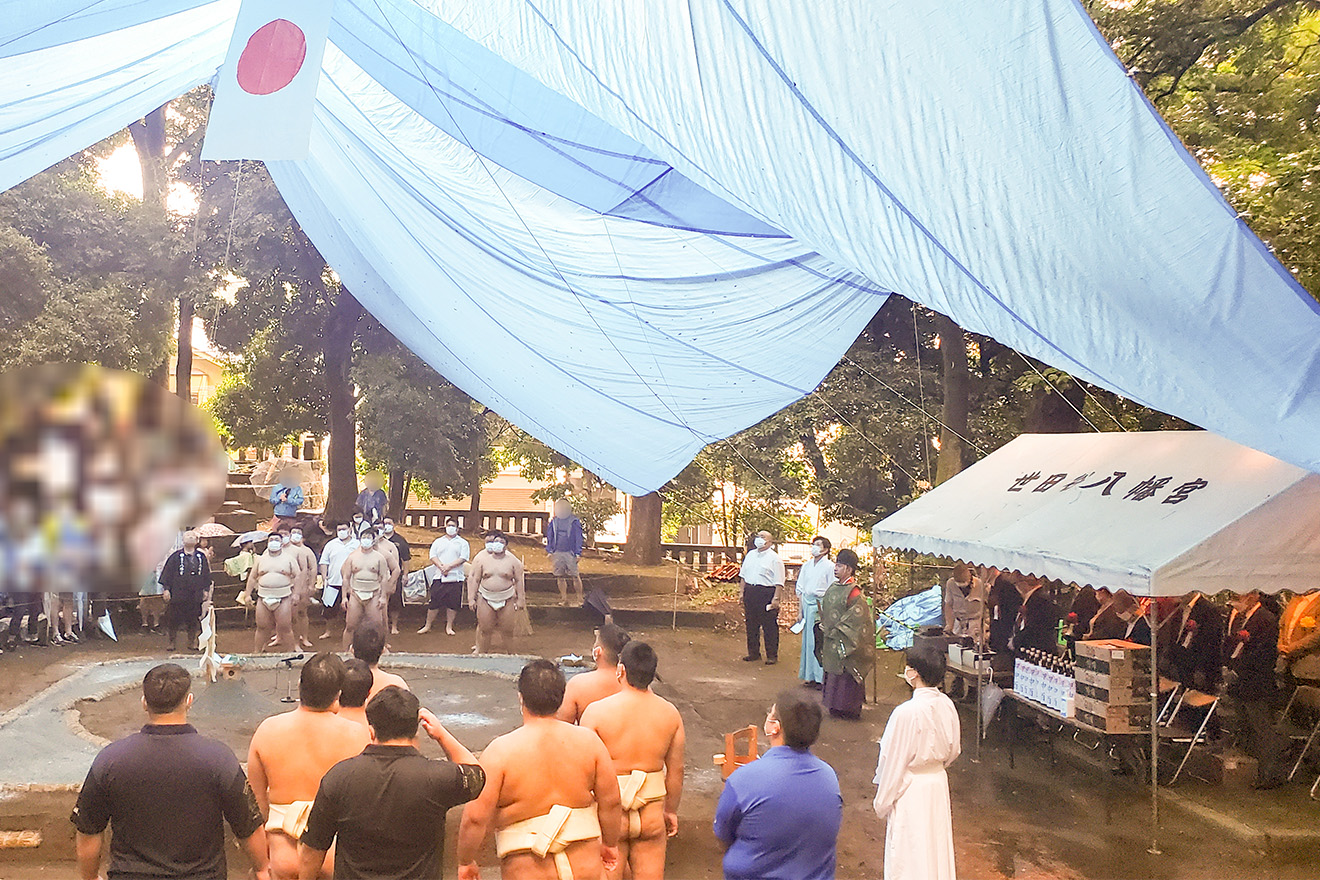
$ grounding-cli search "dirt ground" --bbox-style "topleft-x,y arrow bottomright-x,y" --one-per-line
2,614 -> 1318,879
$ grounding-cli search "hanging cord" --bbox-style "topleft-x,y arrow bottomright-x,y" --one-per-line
222,159 -> 244,271
841,355 -> 989,456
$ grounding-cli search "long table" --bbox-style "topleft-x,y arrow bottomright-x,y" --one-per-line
1005,689 -> 1154,784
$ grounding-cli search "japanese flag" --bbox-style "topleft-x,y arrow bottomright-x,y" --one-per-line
202,0 -> 335,161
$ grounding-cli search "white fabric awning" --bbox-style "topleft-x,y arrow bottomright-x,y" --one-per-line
870,432 -> 1320,597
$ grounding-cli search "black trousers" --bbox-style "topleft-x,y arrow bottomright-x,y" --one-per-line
1228,694 -> 1287,784
167,596 -> 203,648
743,583 -> 779,660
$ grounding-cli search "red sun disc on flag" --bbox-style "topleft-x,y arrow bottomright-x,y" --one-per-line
236,19 -> 308,96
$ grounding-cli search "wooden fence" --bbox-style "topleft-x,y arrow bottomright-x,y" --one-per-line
400,509 -> 549,536
595,542 -> 746,568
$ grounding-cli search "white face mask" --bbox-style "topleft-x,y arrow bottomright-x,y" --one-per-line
383,524 -> 394,534
753,536 -> 767,549
486,541 -> 506,554
290,532 -> 303,544
446,525 -> 458,537
267,539 -> 283,553
357,538 -> 373,550
903,667 -> 919,688
810,544 -> 825,558
353,514 -> 364,523
337,528 -> 350,541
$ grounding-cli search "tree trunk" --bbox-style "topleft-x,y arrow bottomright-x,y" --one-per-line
128,103 -> 179,389
934,312 -> 970,484
799,426 -> 834,506
1026,379 -> 1087,434
323,290 -> 365,520
387,467 -> 408,518
127,104 -> 169,213
467,458 -> 483,527
175,296 -> 194,402
622,491 -> 663,566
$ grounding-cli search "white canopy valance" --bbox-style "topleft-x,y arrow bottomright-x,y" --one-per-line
871,432 -> 1320,597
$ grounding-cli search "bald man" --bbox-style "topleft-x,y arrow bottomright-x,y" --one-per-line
247,654 -> 370,880
457,660 -> 622,880
340,528 -> 391,653
557,624 -> 631,724
581,642 -> 685,880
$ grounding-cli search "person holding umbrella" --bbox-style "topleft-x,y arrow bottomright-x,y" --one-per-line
268,465 -> 304,530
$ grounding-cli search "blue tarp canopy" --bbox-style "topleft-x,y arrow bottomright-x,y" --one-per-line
3,0 -> 1318,492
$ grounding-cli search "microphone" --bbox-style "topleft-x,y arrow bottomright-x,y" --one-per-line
277,654 -> 305,668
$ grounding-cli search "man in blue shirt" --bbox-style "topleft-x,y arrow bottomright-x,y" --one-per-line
355,471 -> 389,526
713,690 -> 841,880
269,466 -> 304,525
545,498 -> 586,606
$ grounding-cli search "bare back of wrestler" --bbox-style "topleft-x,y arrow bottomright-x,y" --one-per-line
457,662 -> 621,880
558,668 -> 623,724
247,657 -> 369,879
580,643 -> 685,880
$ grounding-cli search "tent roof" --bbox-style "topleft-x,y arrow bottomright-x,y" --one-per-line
870,431 -> 1320,597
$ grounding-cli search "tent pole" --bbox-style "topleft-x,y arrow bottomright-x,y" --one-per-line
973,583 -> 985,764
1148,597 -> 1161,856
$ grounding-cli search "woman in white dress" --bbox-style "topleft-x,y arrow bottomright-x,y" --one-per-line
873,642 -> 961,880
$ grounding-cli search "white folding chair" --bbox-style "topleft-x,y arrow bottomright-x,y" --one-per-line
1281,685 -> 1320,782
1167,689 -> 1219,785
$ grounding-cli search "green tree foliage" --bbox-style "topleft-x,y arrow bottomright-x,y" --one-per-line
355,343 -> 493,505
0,223 -> 49,327
0,161 -> 175,370
207,326 -> 327,449
1086,0 -> 1320,299
500,431 -> 622,544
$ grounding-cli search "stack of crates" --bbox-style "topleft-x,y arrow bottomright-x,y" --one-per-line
1073,639 -> 1152,732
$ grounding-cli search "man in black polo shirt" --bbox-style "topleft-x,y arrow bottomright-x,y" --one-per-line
72,663 -> 269,880
298,686 -> 485,880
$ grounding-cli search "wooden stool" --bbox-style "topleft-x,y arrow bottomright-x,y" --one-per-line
713,726 -> 760,779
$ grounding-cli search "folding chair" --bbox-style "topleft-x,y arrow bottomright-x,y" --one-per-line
1280,685 -> 1320,782
1157,678 -> 1184,727
1166,689 -> 1219,785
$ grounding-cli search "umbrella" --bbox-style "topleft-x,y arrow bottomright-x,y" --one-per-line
232,530 -> 269,547
584,587 -> 613,622
194,522 -> 235,538
97,610 -> 117,642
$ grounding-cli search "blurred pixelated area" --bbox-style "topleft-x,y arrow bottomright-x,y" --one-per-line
0,363 -> 227,594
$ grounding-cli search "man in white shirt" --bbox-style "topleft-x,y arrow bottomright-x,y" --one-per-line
420,517 -> 470,636
316,522 -> 355,641
740,531 -> 786,665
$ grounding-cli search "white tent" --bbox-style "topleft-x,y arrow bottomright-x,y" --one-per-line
870,431 -> 1320,597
